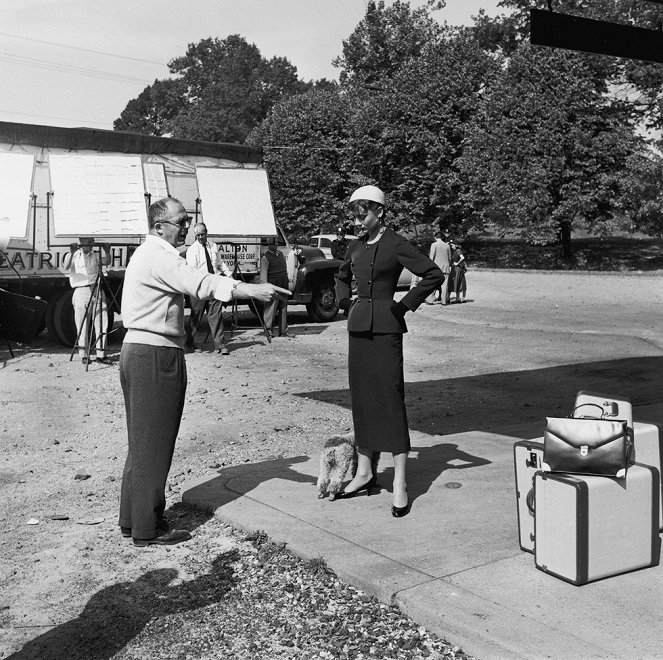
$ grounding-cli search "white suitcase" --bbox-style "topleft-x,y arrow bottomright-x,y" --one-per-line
534,464 -> 660,585
633,421 -> 663,530
513,440 -> 544,553
573,390 -> 632,427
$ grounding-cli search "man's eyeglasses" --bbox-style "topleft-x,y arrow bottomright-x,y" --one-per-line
159,216 -> 192,230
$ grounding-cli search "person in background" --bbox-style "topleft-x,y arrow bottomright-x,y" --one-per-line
334,184 -> 443,518
450,240 -> 467,303
119,197 -> 290,547
62,237 -> 111,364
185,222 -> 234,355
331,228 -> 349,260
260,237 -> 293,338
425,229 -> 452,305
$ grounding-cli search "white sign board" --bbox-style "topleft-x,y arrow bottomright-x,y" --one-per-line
196,167 -> 276,237
143,162 -> 169,200
0,152 -> 34,239
49,154 -> 148,237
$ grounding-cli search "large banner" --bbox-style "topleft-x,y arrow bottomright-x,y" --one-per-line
49,154 -> 148,237
195,167 -> 277,237
0,152 -> 35,239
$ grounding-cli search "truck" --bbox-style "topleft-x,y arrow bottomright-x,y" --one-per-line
0,121 -> 340,346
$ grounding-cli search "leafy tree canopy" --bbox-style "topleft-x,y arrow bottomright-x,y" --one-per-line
115,35 -> 310,142
333,0 -> 443,86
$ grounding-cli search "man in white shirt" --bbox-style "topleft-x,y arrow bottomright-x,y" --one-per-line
119,197 -> 290,547
185,222 -> 233,355
62,237 -> 111,363
426,230 -> 452,305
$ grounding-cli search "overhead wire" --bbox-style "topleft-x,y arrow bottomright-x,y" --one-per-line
0,31 -> 166,66
0,52 -> 155,85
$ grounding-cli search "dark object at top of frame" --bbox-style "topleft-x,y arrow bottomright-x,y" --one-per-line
531,6 -> 663,64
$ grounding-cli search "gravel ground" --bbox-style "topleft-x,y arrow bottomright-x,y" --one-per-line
1,307 -> 474,660
3,268 -> 662,659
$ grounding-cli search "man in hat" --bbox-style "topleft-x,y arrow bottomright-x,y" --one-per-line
331,228 -> 349,261
62,237 -> 111,364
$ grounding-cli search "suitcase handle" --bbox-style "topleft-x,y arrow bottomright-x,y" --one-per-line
571,403 -> 606,418
526,487 -> 535,514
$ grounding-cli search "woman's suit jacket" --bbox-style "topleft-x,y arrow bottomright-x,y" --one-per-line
334,227 -> 444,334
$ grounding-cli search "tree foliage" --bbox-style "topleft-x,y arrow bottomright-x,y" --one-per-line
116,0 -> 663,241
458,45 -> 643,241
333,0 -> 442,85
248,89 -> 356,237
114,35 -> 309,142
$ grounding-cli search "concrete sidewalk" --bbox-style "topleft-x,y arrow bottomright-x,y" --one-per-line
182,402 -> 663,659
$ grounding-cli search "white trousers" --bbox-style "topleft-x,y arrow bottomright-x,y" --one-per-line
72,285 -> 107,358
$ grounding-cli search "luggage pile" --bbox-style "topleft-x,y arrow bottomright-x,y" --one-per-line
514,391 -> 662,585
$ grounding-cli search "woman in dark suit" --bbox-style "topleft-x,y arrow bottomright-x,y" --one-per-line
334,185 -> 444,517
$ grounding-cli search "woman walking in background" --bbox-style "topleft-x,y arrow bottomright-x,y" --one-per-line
450,240 -> 467,303
334,185 -> 443,517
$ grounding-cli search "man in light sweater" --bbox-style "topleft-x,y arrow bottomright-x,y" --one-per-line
119,197 -> 290,547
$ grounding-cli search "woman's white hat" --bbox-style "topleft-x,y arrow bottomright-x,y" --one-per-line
349,185 -> 385,206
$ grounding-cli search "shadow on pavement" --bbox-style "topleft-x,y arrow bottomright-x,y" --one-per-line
7,551 -> 238,660
298,356 -> 663,436
183,456 -> 316,509
377,442 -> 492,504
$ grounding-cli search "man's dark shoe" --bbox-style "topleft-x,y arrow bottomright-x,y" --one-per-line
218,345 -> 230,355
133,529 -> 191,547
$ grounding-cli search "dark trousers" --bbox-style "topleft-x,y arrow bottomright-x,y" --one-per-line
186,298 -> 225,349
119,343 -> 187,539
264,297 -> 288,335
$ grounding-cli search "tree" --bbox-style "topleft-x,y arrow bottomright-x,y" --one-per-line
115,36 -> 309,142
248,88 -> 356,237
113,79 -> 184,136
342,31 -> 500,232
333,0 -> 442,86
457,44 -> 642,241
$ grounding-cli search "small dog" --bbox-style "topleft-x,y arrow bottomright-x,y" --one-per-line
317,433 -> 380,500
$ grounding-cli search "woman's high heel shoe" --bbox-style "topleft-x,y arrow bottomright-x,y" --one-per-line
335,474 -> 378,499
391,489 -> 411,517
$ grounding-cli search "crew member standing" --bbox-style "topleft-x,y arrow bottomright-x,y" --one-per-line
185,222 -> 234,355
119,197 -> 290,547
260,237 -> 292,338
62,237 -> 111,364
331,228 -> 349,260
426,230 -> 451,304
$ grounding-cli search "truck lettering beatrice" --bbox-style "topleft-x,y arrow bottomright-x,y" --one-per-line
0,121 -> 340,346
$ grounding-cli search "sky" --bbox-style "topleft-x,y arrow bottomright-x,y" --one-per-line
0,0 -> 503,131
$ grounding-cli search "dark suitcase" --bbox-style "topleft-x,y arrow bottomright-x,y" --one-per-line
513,440 -> 544,554
534,464 -> 660,585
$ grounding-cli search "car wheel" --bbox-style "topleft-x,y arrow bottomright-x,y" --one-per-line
46,289 -> 77,347
306,283 -> 339,322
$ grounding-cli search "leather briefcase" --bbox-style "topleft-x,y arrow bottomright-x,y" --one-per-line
542,416 -> 632,478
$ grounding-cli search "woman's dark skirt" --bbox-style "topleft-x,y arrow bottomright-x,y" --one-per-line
348,331 -> 411,454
